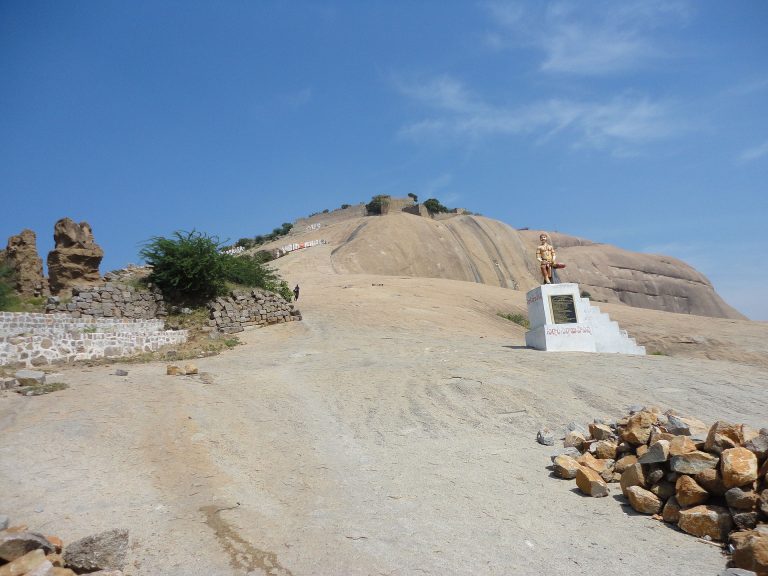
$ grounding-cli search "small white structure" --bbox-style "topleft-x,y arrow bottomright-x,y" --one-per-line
524,283 -> 645,355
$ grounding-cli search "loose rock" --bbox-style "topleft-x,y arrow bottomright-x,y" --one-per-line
670,451 -> 719,475
677,505 -> 734,541
62,529 -> 129,573
0,532 -> 54,562
722,447 -> 759,489
536,428 -> 555,446
575,466 -> 609,497
626,486 -> 662,514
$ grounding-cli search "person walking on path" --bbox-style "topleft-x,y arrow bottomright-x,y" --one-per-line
293,284 -> 300,301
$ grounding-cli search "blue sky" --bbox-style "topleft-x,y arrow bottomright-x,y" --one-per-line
2,1 -> 767,319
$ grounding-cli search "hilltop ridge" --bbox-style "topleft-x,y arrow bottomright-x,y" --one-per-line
259,201 -> 742,320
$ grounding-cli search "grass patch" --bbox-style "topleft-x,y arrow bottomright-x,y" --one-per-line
497,312 -> 530,329
17,382 -> 69,396
224,337 -> 240,348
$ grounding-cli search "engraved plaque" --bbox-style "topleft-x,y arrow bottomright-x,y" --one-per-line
550,295 -> 577,324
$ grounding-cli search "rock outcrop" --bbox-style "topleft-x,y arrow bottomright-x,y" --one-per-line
46,218 -> 104,296
319,213 -> 743,319
2,229 -> 47,297
523,231 -> 745,319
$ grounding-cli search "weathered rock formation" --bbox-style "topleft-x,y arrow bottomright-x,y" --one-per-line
1,229 -> 47,297
47,218 -> 104,295
296,211 -> 743,319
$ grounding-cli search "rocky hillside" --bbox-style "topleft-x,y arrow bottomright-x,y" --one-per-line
264,207 -> 743,320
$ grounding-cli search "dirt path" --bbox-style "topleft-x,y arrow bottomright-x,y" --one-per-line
1,248 -> 767,575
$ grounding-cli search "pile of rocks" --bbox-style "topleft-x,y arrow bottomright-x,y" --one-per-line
45,283 -> 166,320
548,408 -> 767,574
0,516 -> 128,575
207,289 -> 301,334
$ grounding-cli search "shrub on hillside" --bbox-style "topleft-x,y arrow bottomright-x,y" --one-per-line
140,230 -> 293,306
423,198 -> 449,214
140,231 -> 229,305
0,262 -> 18,311
366,195 -> 390,215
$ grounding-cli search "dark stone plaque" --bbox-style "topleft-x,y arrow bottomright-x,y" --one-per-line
550,295 -> 577,324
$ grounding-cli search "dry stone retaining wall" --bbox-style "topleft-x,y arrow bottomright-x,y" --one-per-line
208,289 -> 301,333
0,312 -> 186,368
45,282 -> 166,320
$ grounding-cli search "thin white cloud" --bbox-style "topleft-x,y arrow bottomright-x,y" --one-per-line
739,140 -> 768,163
396,76 -> 678,152
483,0 -> 691,75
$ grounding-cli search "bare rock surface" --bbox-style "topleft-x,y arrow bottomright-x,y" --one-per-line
1,245 -> 767,575
2,229 -> 47,297
46,218 -> 104,295
62,529 -> 128,573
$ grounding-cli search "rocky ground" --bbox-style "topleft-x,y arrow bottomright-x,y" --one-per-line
1,246 -> 767,575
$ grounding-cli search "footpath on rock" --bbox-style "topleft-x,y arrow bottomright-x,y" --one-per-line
1,245 -> 767,575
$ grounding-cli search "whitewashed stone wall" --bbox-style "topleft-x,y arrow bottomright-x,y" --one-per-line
0,312 -> 187,368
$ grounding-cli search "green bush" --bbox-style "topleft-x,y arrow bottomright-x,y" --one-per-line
140,230 -> 295,306
366,195 -> 390,215
407,192 -> 418,202
0,262 -> 18,311
423,198 -> 449,214
140,231 -> 229,305
341,203 -> 351,209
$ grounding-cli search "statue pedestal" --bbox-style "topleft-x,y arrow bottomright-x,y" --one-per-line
524,283 -> 645,355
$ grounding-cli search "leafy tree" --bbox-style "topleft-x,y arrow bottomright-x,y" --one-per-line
140,230 -> 294,306
341,204 -> 351,209
253,235 -> 265,245
140,231 -> 229,305
366,195 -> 390,215
423,198 -> 449,214
407,192 -> 418,202
280,222 -> 293,235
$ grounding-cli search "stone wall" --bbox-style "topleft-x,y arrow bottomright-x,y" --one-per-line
208,289 -> 301,333
45,282 -> 166,319
0,312 -> 187,368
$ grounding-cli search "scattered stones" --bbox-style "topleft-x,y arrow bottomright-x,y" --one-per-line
62,529 -> 128,573
0,548 -> 48,575
166,365 -> 181,376
536,428 -> 555,446
183,364 -> 198,376
548,408 -> 768,570
0,532 -> 54,562
114,370 -> 128,377
13,371 -> 45,387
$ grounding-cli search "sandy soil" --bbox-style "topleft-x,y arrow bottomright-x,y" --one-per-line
1,246 -> 767,575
